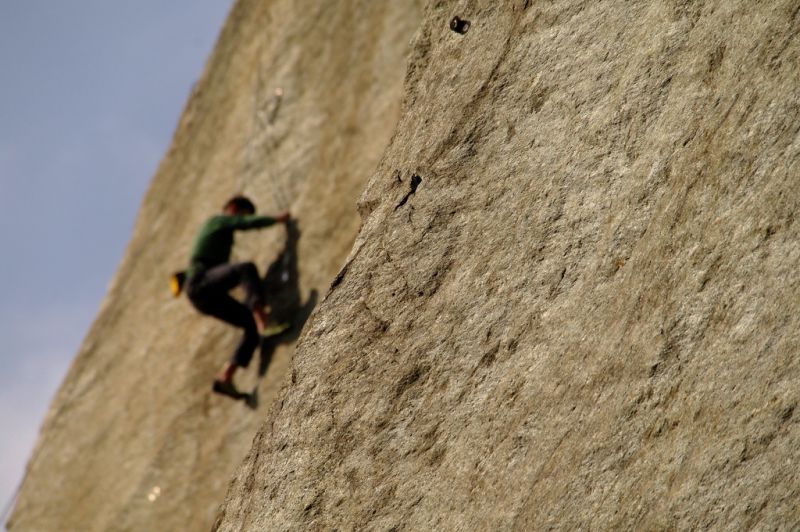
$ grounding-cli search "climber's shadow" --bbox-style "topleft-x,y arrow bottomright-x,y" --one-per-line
257,218 -> 318,378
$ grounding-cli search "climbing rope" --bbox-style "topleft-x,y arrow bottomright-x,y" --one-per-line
239,46 -> 292,212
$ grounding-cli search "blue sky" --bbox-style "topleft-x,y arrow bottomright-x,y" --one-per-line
0,1 -> 232,519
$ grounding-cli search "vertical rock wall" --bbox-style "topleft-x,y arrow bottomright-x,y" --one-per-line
8,1 -> 421,530
216,1 -> 800,530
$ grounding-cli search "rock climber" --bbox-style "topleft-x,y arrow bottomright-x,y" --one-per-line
184,195 -> 289,398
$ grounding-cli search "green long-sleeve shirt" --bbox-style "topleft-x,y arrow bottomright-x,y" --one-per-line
188,214 -> 276,274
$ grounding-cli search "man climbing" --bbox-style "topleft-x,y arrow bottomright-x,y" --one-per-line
185,195 -> 289,398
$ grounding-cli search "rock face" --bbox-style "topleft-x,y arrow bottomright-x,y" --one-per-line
8,1 -> 420,530
11,0 -> 800,530
215,1 -> 800,530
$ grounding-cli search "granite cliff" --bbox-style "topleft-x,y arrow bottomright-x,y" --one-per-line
216,1 -> 800,530
11,0 -> 800,531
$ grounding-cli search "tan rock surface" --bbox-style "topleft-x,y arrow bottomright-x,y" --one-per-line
8,1 -> 420,530
216,1 -> 800,530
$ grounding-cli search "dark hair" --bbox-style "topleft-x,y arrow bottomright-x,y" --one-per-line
224,195 -> 256,214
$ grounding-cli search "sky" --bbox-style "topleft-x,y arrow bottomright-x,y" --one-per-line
0,1 -> 232,522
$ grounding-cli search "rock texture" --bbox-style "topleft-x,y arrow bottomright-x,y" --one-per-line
215,1 -> 800,530
8,1 -> 420,530
11,1 -> 800,530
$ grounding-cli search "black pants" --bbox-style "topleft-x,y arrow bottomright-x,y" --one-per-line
187,262 -> 263,368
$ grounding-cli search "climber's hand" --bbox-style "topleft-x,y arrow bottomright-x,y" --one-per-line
275,211 -> 291,224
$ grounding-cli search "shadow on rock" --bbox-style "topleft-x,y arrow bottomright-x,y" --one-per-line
257,218 -> 318,378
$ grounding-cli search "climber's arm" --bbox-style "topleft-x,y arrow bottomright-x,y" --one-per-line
220,211 -> 290,231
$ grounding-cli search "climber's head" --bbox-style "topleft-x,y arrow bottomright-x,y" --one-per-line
223,195 -> 256,215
